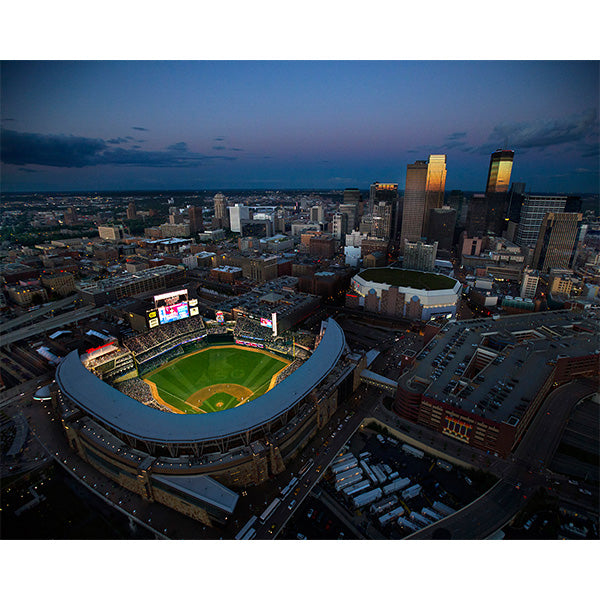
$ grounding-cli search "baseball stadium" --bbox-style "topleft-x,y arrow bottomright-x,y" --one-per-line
51,305 -> 364,526
348,267 -> 461,320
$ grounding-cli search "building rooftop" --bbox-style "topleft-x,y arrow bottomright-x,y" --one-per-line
358,268 -> 457,291
402,311 -> 599,425
77,264 -> 182,293
152,473 -> 239,514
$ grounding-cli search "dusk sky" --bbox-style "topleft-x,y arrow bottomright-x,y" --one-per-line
1,60 -> 598,193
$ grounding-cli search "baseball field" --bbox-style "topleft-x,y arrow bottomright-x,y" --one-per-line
143,345 -> 290,414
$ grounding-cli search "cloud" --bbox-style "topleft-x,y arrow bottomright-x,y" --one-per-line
167,142 -> 188,152
107,137 -> 128,144
1,129 -> 108,167
230,147 -> 244,152
438,131 -> 469,151
214,137 -> 225,141
1,129 -> 237,168
472,110 -> 598,154
212,145 -> 226,150
579,142 -> 599,158
1,117 -> 16,122
132,126 -> 148,131
18,167 -> 39,173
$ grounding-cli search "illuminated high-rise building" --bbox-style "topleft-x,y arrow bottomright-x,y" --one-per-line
401,155 -> 446,247
485,149 -> 514,235
486,149 -> 514,195
422,154 -> 447,236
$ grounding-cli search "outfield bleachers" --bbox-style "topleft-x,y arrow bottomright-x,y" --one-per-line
124,315 -> 207,364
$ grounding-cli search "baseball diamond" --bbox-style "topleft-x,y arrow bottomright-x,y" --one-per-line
143,345 -> 290,414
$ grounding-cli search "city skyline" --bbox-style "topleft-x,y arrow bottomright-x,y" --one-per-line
1,61 -> 598,194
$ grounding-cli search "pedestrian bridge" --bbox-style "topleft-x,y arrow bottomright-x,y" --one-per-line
360,369 -> 398,393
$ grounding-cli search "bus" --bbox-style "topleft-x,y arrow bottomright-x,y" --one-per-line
240,528 -> 256,540
281,476 -> 299,497
235,515 -> 258,540
259,498 -> 281,523
299,459 -> 314,477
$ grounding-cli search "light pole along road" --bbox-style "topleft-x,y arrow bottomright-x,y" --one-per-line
407,377 -> 598,539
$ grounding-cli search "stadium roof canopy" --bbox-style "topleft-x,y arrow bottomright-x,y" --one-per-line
55,318 -> 346,445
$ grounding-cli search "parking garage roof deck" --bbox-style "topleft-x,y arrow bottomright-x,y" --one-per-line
403,311 -> 599,424
55,318 -> 346,444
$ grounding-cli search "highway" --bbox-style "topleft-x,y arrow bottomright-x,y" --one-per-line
407,378 -> 598,539
0,304 -> 105,347
0,295 -> 78,334
0,374 -> 53,409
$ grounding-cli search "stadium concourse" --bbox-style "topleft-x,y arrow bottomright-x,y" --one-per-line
50,317 -> 367,527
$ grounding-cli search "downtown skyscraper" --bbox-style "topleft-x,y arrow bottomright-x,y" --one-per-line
485,149 -> 514,235
532,211 -> 582,272
368,183 -> 400,240
485,149 -> 514,195
400,154 -> 447,248
422,154 -> 447,236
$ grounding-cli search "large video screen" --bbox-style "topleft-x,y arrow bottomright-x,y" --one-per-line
154,289 -> 190,325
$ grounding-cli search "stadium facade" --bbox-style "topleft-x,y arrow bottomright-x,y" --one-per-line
51,318 -> 366,526
346,267 -> 461,320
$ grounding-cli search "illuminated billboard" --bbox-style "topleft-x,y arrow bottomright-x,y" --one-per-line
154,289 -> 189,325
216,310 -> 225,324
260,317 -> 273,328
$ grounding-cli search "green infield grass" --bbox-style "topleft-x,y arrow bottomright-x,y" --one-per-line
143,345 -> 289,414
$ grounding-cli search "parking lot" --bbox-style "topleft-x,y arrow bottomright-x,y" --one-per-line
278,493 -> 357,540
276,425 -> 497,540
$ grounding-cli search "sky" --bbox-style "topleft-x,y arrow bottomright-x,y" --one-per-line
1,60 -> 598,194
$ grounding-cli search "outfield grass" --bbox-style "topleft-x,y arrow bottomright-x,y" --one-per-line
144,346 -> 288,414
